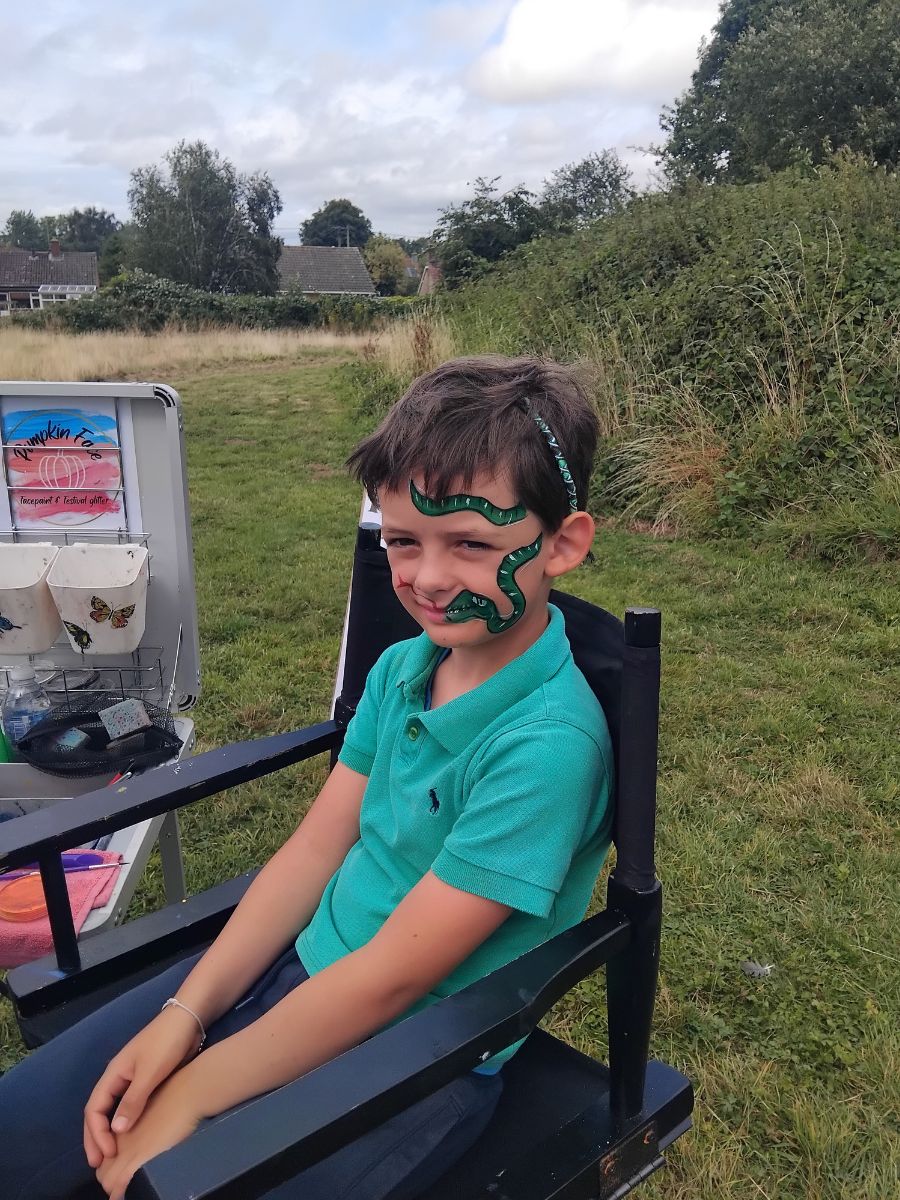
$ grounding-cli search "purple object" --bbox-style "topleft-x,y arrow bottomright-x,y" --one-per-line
6,849 -> 105,874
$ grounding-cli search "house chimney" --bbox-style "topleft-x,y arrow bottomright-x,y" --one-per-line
49,238 -> 61,259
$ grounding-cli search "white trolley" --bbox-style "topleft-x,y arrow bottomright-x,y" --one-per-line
0,381 -> 201,942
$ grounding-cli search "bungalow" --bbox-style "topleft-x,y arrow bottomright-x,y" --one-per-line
0,240 -> 98,316
277,245 -> 376,295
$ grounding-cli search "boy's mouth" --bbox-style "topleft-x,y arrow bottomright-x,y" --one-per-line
412,593 -> 447,619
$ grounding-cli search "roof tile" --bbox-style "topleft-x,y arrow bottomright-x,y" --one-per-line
277,246 -> 375,294
0,249 -> 99,287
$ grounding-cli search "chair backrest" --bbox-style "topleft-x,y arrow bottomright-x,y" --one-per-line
336,523 -> 660,892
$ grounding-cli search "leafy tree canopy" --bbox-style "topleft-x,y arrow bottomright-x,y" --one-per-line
98,223 -> 138,283
430,177 -> 547,288
3,207 -> 122,257
430,152 -> 633,287
540,151 -> 635,230
300,199 -> 373,247
128,140 -> 283,293
396,235 -> 429,258
661,0 -> 900,181
57,207 -> 121,253
363,235 -> 410,295
2,209 -> 45,251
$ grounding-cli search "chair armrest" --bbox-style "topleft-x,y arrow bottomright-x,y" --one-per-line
0,721 -> 342,873
132,909 -> 633,1200
4,871 -> 261,1028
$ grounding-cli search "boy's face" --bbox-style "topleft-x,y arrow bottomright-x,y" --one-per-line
379,471 -> 552,651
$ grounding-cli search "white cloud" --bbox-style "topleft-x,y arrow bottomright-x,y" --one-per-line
469,0 -> 718,103
424,0 -> 515,48
0,1 -> 717,236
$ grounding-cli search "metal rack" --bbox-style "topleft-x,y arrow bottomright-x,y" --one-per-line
3,645 -> 167,704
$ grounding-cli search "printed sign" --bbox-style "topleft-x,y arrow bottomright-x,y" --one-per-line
1,397 -> 125,530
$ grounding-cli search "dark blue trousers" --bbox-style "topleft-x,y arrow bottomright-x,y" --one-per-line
0,947 -> 502,1200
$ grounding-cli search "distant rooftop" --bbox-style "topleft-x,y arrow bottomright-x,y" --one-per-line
277,245 -> 376,295
0,247 -> 99,288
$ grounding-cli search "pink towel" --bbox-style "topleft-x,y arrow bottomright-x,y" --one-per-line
0,851 -> 122,968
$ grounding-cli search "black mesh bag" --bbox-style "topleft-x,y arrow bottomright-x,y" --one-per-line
15,693 -> 182,778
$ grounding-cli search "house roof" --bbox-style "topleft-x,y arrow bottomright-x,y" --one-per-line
277,246 -> 376,294
0,249 -> 99,288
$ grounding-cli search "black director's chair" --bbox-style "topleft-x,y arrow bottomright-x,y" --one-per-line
0,521 -> 693,1200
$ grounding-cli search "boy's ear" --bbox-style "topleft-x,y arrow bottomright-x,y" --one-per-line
543,511 -> 595,578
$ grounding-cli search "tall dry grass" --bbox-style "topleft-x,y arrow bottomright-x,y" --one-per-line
0,326 -> 371,382
364,315 -> 457,379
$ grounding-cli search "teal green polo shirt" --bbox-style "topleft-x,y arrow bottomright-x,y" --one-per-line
295,603 -> 614,1070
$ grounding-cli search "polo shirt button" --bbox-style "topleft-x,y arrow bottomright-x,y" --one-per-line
408,723 -> 420,741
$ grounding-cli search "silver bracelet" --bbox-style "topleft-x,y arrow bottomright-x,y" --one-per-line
161,996 -> 207,1049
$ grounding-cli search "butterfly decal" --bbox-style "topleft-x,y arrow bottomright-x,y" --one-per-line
64,621 -> 92,653
0,613 -> 23,637
90,596 -> 136,629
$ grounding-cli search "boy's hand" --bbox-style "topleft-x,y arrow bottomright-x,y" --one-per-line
94,1071 -> 203,1200
83,1007 -> 203,1167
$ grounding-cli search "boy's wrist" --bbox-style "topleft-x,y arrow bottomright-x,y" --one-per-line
178,1041 -> 242,1119
162,997 -> 207,1048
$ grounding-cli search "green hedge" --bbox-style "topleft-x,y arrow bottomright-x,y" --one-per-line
8,272 -> 422,333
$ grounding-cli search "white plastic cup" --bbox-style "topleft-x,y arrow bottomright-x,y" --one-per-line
48,543 -> 149,655
0,544 -> 62,654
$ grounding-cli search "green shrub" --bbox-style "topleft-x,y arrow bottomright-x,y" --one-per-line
7,272 -> 422,334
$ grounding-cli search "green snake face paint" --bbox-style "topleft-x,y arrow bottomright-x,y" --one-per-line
443,533 -> 543,633
408,480 -> 541,634
409,480 -> 526,526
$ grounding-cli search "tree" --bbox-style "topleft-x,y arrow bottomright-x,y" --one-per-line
430,178 -> 547,288
719,0 -> 900,177
128,140 -> 283,293
660,0 -> 900,181
98,224 -> 138,283
58,207 -> 121,253
300,199 -> 373,247
396,235 -> 429,258
2,210 -> 45,251
659,0 -> 785,181
363,235 -> 409,295
540,151 -> 635,230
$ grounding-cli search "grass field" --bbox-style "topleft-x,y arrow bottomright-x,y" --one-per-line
0,324 -> 372,381
1,343 -> 898,1198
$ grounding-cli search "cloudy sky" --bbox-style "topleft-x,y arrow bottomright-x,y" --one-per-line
0,0 -> 718,240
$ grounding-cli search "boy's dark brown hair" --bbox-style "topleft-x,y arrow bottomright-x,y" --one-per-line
347,356 -> 598,531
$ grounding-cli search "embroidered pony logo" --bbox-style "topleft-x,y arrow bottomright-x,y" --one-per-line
428,789 -> 440,815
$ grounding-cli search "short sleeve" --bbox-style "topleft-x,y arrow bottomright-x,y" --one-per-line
337,643 -> 402,777
431,720 -> 612,918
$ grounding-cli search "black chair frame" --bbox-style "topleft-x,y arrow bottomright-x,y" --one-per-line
0,523 -> 692,1200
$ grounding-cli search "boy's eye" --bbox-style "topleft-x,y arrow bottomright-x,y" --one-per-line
461,540 -> 491,551
385,537 -> 416,548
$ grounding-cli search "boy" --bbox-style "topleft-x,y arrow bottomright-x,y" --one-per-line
0,356 -> 613,1200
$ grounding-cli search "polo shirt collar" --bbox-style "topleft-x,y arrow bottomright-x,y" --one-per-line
395,604 -> 569,754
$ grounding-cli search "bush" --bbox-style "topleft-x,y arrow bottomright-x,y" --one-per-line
6,272 -> 423,335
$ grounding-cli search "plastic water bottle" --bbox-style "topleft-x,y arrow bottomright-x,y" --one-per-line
1,665 -> 52,751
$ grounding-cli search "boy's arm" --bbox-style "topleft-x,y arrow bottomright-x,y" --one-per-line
173,760 -> 368,1025
175,872 -> 510,1115
84,761 -> 367,1163
90,875 -> 510,1197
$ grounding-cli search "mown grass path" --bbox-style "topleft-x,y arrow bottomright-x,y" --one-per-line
2,352 -> 897,1198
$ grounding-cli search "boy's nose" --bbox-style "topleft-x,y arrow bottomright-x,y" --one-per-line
411,552 -> 452,597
